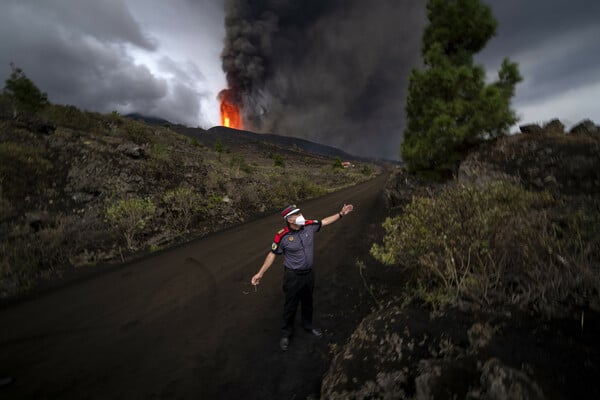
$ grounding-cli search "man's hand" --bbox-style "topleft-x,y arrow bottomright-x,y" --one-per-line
252,253 -> 276,285
323,203 -> 355,226
251,273 -> 263,286
340,204 -> 354,216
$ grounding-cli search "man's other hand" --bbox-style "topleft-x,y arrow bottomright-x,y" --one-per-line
341,204 -> 354,216
251,273 -> 263,285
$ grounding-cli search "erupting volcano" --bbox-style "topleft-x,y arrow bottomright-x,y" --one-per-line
219,89 -> 243,129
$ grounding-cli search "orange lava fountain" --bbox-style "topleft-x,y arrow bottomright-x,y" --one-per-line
219,90 -> 243,129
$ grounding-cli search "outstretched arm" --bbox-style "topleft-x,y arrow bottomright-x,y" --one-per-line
322,204 -> 354,226
251,252 -> 277,285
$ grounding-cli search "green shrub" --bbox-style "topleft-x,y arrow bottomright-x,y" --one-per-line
150,244 -> 161,253
122,120 -> 151,144
240,163 -> 254,174
295,176 -> 327,199
371,181 -> 599,314
272,153 -> 285,167
0,142 -> 53,202
239,184 -> 261,209
0,238 -> 40,297
0,218 -> 70,298
43,104 -> 106,133
207,193 -> 223,209
190,137 -> 202,148
215,139 -> 225,153
162,187 -> 203,231
268,176 -> 327,206
361,165 -> 373,175
151,143 -> 170,161
229,155 -> 253,174
106,197 -> 156,250
333,157 -> 343,169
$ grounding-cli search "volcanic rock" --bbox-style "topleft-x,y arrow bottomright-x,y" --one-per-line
459,127 -> 600,194
542,118 -> 564,134
117,143 -> 146,158
518,123 -> 543,134
569,119 -> 598,135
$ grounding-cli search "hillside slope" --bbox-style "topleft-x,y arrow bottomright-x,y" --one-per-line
322,122 -> 600,399
0,105 -> 380,299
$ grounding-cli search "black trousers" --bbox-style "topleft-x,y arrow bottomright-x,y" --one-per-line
282,268 -> 314,337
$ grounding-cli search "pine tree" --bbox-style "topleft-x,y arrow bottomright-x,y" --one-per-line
3,63 -> 49,119
401,0 -> 522,178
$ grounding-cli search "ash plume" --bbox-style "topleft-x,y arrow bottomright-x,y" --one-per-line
221,0 -> 426,160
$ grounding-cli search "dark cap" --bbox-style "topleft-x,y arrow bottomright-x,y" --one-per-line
281,204 -> 301,219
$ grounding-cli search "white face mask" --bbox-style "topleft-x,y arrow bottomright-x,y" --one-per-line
293,215 -> 306,226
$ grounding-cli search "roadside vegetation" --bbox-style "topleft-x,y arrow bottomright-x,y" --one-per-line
371,180 -> 600,315
362,0 -> 600,317
0,67 -> 380,298
371,0 -> 600,317
325,2 -> 599,396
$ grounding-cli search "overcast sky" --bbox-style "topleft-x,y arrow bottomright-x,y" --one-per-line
1,0 -> 598,159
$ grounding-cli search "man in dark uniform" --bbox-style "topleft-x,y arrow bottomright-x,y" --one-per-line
251,203 -> 354,350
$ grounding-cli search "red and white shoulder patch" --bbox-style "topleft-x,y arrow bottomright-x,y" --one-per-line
273,227 -> 290,244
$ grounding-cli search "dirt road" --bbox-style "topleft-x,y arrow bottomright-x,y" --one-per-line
1,173 -> 389,399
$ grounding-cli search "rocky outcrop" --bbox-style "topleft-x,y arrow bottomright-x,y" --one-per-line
475,359 -> 545,400
116,143 -> 147,159
570,119 -> 599,135
383,168 -> 446,211
518,123 -> 543,134
322,305 -> 597,399
457,159 -> 520,188
542,118 -> 564,134
459,119 -> 600,194
323,118 -> 600,399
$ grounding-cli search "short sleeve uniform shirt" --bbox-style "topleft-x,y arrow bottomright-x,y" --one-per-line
271,220 -> 321,270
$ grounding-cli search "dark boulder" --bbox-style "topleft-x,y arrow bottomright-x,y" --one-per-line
117,143 -> 146,159
519,123 -> 543,134
542,119 -> 564,134
569,119 -> 598,135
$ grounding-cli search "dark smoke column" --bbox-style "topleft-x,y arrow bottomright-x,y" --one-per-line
221,0 -> 426,160
220,1 -> 280,129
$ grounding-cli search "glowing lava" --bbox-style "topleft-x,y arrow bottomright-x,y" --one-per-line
219,89 -> 243,129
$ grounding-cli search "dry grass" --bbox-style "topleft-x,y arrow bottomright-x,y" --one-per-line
0,103 -> 381,298
371,181 -> 600,315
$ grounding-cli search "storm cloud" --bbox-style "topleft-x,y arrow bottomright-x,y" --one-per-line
222,0 -> 600,159
221,0 -> 427,160
0,0 -> 213,126
1,0 -> 598,160
480,0 -> 600,126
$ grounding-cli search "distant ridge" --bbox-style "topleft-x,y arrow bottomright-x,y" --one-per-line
173,125 -> 375,162
124,113 -> 172,126
128,113 -> 388,162
209,126 -> 362,160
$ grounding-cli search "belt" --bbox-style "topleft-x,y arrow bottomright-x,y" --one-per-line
285,268 -> 312,275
